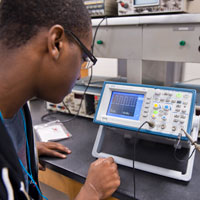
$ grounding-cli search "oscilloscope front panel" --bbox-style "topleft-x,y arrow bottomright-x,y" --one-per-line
94,82 -> 196,141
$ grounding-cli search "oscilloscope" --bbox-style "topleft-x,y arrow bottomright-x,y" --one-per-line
84,0 -> 118,17
92,81 -> 199,181
94,81 -> 196,143
117,0 -> 200,16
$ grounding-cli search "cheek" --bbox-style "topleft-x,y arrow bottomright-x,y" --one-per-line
63,56 -> 82,91
36,50 -> 82,103
70,57 -> 81,81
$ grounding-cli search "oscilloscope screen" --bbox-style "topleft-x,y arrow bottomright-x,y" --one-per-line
134,0 -> 159,6
106,91 -> 144,121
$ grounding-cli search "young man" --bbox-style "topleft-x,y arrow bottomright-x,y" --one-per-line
0,0 -> 120,199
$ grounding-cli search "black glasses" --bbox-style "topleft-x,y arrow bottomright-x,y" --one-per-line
67,31 -> 97,69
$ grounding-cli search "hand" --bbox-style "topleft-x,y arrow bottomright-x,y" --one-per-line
36,141 -> 71,171
82,157 -> 120,200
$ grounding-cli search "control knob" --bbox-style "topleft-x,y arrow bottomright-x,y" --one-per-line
147,7 -> 153,12
120,2 -> 129,9
172,1 -> 177,6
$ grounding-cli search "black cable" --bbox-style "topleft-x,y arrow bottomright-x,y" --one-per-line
91,17 -> 107,54
41,111 -> 58,123
132,121 -> 150,200
42,91 -> 87,123
60,73 -> 93,123
62,100 -> 71,114
173,132 -> 197,162
132,135 -> 137,200
173,147 -> 196,163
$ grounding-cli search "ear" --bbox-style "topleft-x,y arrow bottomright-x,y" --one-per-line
48,25 -> 65,61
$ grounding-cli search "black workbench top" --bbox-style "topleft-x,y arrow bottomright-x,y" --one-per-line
30,99 -> 200,200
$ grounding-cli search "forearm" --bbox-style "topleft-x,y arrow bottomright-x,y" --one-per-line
75,184 -> 99,200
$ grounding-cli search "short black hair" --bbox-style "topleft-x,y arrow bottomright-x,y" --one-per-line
0,0 -> 91,48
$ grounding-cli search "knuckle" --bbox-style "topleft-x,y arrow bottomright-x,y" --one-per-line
112,163 -> 117,170
110,164 -> 117,172
108,157 -> 114,162
90,162 -> 95,168
114,173 -> 119,179
116,179 -> 120,187
110,167 -> 116,173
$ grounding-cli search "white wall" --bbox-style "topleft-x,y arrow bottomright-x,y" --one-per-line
90,58 -> 118,77
92,58 -> 200,85
183,63 -> 200,84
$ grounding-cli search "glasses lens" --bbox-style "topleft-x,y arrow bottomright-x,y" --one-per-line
81,60 -> 94,70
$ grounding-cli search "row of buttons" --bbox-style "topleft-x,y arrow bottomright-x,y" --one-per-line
142,98 -> 153,117
155,90 -> 172,96
154,102 -> 187,113
154,96 -> 188,104
157,124 -> 179,132
86,5 -> 103,9
147,119 -> 185,133
151,123 -> 184,134
175,108 -> 187,113
173,118 -> 185,124
151,111 -> 186,119
143,109 -> 168,117
174,114 -> 186,119
155,90 -> 189,98
153,103 -> 171,111
89,10 -> 104,15
151,114 -> 167,120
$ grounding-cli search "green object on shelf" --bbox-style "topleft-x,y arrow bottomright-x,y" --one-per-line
179,40 -> 186,46
97,40 -> 103,44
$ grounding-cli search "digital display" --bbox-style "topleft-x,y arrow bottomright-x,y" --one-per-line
134,0 -> 159,6
107,91 -> 144,121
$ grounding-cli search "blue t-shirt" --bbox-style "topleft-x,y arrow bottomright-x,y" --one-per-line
3,109 -> 28,190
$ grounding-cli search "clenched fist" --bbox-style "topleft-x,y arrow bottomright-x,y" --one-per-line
76,157 -> 120,200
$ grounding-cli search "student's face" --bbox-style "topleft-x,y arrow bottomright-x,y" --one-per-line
57,31 -> 93,100
37,28 -> 93,103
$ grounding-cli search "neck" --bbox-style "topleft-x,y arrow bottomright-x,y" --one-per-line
0,49 -> 35,118
0,88 -> 30,119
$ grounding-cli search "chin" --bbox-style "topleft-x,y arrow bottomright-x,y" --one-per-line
45,94 -> 65,104
53,90 -> 73,104
42,84 -> 74,104
52,99 -> 63,104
